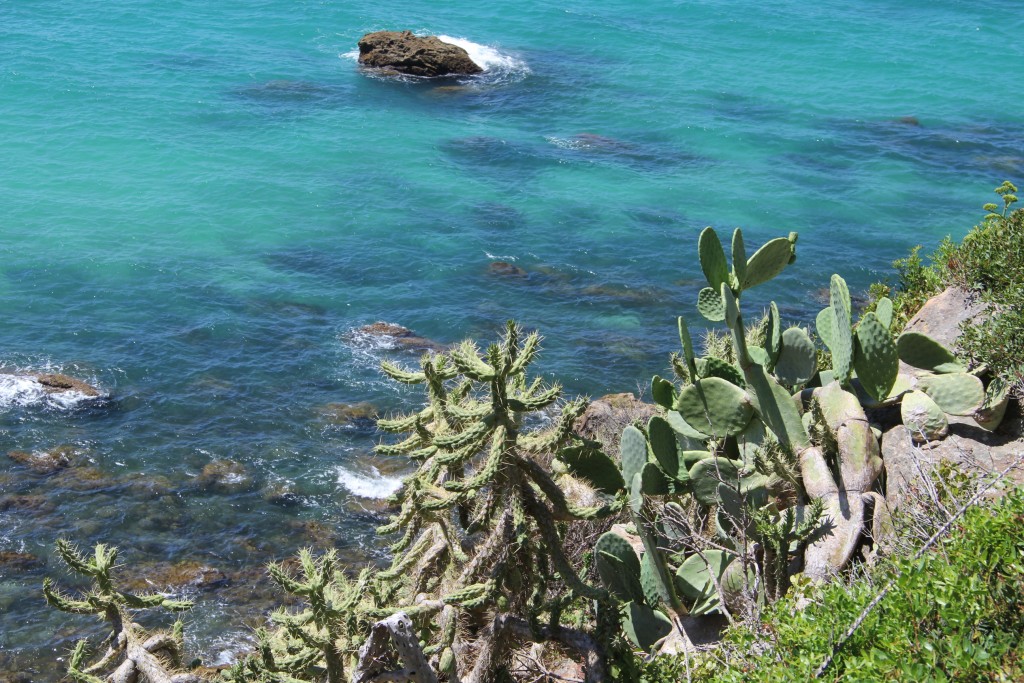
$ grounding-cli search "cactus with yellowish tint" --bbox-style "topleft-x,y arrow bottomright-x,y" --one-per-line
43,540 -> 199,682
370,321 -> 618,680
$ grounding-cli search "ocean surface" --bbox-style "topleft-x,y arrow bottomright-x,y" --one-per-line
2,0 -> 1022,675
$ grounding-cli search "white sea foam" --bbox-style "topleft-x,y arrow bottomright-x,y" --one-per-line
436,35 -> 529,76
337,466 -> 403,499
0,374 -> 47,407
0,374 -> 97,411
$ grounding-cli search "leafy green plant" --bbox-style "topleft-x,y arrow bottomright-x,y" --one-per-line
871,181 -> 1024,397
694,487 -> 1024,682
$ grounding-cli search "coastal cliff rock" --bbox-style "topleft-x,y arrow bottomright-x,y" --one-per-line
573,392 -> 659,451
902,286 -> 988,355
357,31 -> 483,77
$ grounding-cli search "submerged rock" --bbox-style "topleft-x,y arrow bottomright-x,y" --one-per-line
488,261 -> 528,278
351,322 -> 445,352
48,465 -> 115,491
263,479 -> 302,507
7,445 -> 79,474
357,31 -> 483,77
196,459 -> 256,494
317,401 -> 379,427
0,551 -> 45,573
0,494 -> 53,513
122,560 -> 229,592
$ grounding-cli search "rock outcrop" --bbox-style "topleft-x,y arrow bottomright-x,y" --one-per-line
357,31 -> 483,77
902,286 -> 988,355
573,393 -> 659,451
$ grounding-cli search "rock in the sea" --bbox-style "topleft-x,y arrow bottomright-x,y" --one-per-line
357,30 -> 483,77
7,444 -> 79,474
197,459 -> 256,494
317,401 -> 379,427
488,261 -> 528,278
352,322 -> 445,352
32,373 -> 100,397
0,551 -> 45,573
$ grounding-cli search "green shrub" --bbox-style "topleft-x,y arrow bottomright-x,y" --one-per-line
875,182 -> 1024,394
662,487 -> 1024,682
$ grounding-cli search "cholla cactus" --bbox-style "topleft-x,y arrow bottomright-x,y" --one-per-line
372,321 -> 615,681
43,539 -> 201,683
222,549 -> 386,683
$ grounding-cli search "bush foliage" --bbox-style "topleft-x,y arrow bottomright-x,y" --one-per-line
666,486 -> 1024,682
875,181 -> 1023,394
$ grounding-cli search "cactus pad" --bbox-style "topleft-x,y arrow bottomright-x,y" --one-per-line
815,307 -> 835,352
731,228 -> 747,288
829,274 -> 854,384
675,550 -> 732,604
688,457 -> 741,507
766,302 -> 782,365
620,425 -> 649,486
697,287 -> 726,322
651,375 -> 675,410
557,445 -> 625,495
774,327 -> 817,386
901,390 -> 948,442
897,332 -> 965,373
623,601 -> 673,653
698,227 -> 730,292
664,410 -> 709,441
722,282 -> 740,327
641,461 -> 672,495
674,377 -> 755,437
595,531 -> 643,603
854,311 -> 899,401
698,357 -> 745,387
919,372 -> 985,416
743,237 -> 794,291
874,296 -> 894,329
646,416 -> 679,479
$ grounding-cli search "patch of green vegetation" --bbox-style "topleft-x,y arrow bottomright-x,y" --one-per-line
873,181 -> 1023,394
646,487 -> 1024,682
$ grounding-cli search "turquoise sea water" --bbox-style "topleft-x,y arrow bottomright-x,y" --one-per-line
2,0 -> 1022,674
